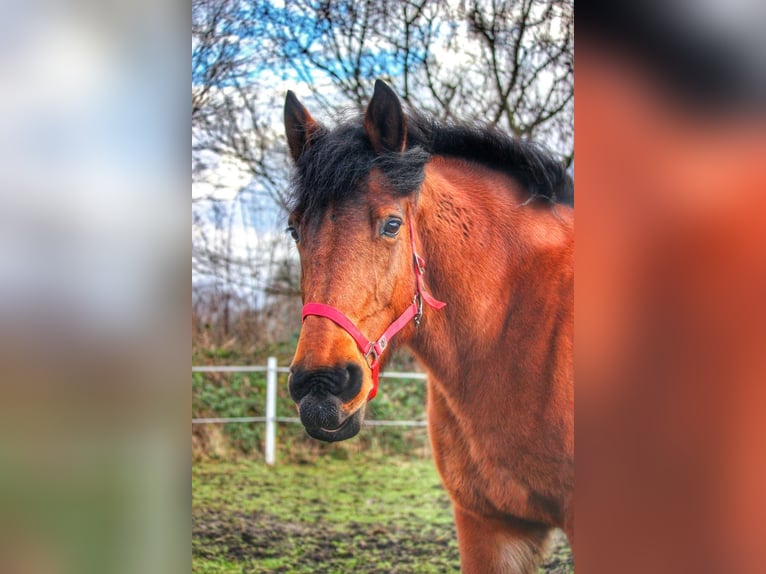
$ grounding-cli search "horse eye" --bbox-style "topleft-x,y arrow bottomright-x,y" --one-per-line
382,218 -> 402,238
285,225 -> 299,243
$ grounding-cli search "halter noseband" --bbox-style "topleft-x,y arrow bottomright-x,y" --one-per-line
301,220 -> 446,400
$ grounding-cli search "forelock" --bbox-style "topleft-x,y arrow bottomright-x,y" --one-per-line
288,116 -> 430,217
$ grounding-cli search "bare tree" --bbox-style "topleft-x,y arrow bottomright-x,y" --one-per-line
193,0 -> 289,209
271,0 -> 573,159
462,0 -> 574,162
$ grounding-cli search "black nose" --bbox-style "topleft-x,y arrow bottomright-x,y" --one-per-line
288,362 -> 366,443
288,362 -> 363,403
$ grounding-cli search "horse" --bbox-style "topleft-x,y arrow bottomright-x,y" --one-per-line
283,80 -> 574,573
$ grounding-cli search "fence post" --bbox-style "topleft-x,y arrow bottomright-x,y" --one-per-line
265,357 -> 277,465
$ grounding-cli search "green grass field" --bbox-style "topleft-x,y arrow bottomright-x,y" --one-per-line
192,456 -> 573,573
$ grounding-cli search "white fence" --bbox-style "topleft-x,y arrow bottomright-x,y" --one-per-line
192,358 -> 428,465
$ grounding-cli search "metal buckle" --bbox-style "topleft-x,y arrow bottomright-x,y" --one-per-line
364,346 -> 379,369
414,253 -> 425,275
414,294 -> 423,328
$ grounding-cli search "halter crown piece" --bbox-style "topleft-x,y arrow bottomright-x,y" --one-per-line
301,220 -> 446,400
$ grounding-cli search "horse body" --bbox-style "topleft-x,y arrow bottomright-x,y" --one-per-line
411,158 -> 574,569
284,81 -> 573,573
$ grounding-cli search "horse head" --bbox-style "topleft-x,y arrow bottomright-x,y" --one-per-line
283,81 -> 442,442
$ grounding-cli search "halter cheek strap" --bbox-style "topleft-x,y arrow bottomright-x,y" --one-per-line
301,220 -> 446,400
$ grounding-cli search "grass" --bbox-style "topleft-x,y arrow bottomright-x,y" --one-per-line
192,455 -> 573,573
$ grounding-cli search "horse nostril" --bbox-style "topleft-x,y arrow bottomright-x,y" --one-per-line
288,362 -> 363,403
288,367 -> 311,402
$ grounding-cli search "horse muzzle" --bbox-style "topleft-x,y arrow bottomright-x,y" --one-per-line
288,363 -> 366,442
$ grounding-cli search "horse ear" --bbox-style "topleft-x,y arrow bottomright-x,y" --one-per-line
284,90 -> 319,162
365,80 -> 407,154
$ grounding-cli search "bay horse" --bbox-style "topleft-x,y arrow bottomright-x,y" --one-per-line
284,80 -> 573,573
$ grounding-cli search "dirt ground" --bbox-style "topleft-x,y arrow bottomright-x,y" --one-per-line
192,458 -> 573,573
193,508 -> 572,573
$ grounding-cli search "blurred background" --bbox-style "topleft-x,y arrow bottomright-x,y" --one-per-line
0,1 -> 188,573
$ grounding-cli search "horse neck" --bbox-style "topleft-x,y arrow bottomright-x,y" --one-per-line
409,157 -> 574,383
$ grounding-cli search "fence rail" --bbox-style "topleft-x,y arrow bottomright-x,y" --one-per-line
192,358 -> 428,464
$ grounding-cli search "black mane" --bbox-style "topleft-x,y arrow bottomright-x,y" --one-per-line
289,112 -> 573,216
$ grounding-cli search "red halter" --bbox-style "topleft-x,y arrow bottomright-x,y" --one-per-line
301,220 -> 446,400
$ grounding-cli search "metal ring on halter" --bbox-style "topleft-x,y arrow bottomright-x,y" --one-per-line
364,346 -> 379,369
414,253 -> 426,274
414,293 -> 424,328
